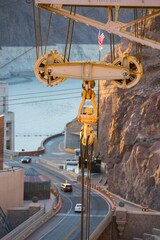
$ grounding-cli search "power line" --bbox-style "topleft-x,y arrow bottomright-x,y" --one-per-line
8,95 -> 81,106
4,90 -> 117,107
7,86 -> 117,103
0,87 -> 117,108
8,85 -> 116,97
8,86 -> 83,97
8,90 -> 82,102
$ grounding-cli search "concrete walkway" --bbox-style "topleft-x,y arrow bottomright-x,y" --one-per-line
23,193 -> 57,213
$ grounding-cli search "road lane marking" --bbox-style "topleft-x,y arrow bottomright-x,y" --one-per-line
64,222 -> 81,240
56,213 -> 106,217
59,140 -> 65,152
39,194 -> 73,240
50,152 -> 66,155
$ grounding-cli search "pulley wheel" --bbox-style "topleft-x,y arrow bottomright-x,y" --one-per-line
112,55 -> 143,89
34,50 -> 68,86
80,125 -> 95,146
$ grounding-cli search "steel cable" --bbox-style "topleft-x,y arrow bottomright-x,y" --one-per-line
80,135 -> 94,240
44,12 -> 53,55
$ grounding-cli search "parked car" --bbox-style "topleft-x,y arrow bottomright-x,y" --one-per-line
21,156 -> 32,163
74,203 -> 85,213
60,183 -> 72,192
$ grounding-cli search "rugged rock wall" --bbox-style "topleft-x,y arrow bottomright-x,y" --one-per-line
98,17 -> 160,210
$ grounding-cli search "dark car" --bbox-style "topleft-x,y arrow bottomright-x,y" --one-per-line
21,156 -> 32,163
60,183 -> 72,192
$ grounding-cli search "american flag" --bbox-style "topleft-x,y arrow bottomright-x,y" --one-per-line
98,30 -> 105,50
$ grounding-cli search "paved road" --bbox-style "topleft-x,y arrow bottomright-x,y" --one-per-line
3,135 -> 111,240
4,134 -> 145,214
25,163 -> 111,240
4,135 -> 74,169
42,135 -> 74,163
3,135 -> 150,240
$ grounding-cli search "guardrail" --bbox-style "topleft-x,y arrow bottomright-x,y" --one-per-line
1,197 -> 62,240
92,184 -> 116,209
90,211 -> 113,240
77,176 -> 116,209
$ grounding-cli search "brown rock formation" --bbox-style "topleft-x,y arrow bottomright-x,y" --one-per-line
98,16 -> 160,210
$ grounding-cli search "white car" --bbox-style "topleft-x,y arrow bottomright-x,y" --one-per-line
74,203 -> 85,213
66,159 -> 78,165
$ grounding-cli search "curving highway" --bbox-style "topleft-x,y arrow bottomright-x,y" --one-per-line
5,135 -> 112,240
26,163 -> 111,240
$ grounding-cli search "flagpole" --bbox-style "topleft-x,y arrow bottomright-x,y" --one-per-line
97,48 -> 100,150
97,67 -> 99,146
97,29 -> 105,154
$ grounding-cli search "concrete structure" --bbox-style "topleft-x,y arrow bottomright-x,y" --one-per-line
97,208 -> 160,240
24,168 -> 51,200
8,203 -> 41,230
64,119 -> 81,150
64,118 -> 97,150
0,168 -> 24,214
0,81 -> 14,155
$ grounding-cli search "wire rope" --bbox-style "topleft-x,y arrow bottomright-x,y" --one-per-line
86,143 -> 93,240
109,7 -> 115,63
44,12 -> 53,55
37,8 -> 43,58
67,6 -> 76,61
80,136 -> 85,240
64,7 -> 73,62
134,8 -> 146,64
79,135 -> 94,240
32,0 -> 38,59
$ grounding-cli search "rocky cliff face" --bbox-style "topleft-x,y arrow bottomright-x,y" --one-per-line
98,17 -> 160,210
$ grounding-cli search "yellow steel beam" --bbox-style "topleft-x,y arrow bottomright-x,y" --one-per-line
45,61 -> 129,81
35,0 -> 160,7
37,4 -> 160,50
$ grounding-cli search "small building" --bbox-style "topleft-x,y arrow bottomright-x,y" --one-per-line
24,168 -> 51,200
0,81 -> 14,154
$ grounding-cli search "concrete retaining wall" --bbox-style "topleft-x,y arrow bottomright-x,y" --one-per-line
124,211 -> 160,239
7,205 -> 41,230
64,130 -> 80,150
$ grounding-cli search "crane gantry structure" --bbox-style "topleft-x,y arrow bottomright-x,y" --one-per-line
34,0 -> 160,148
34,1 -> 160,239
35,0 -> 160,49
